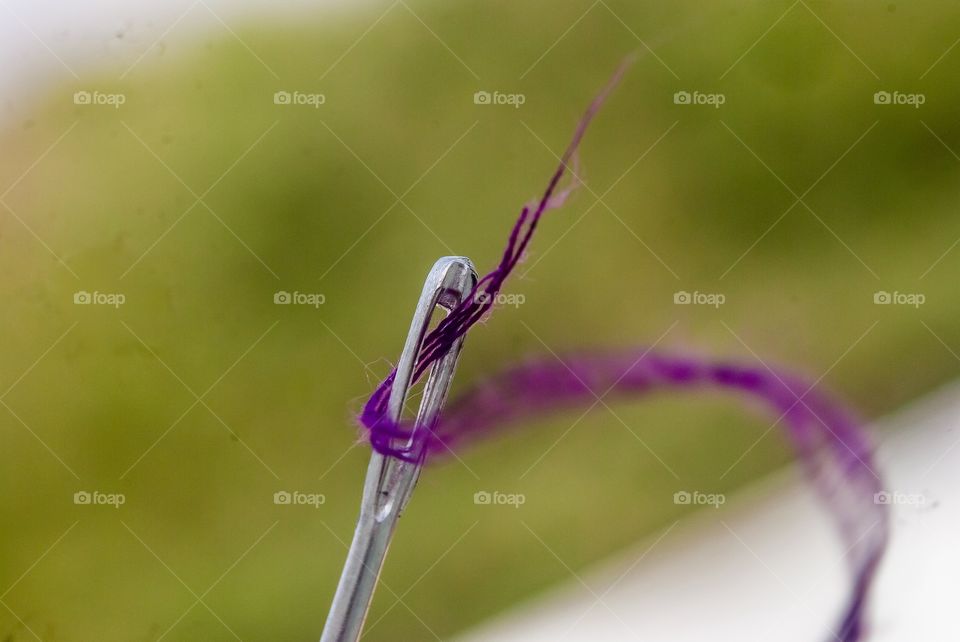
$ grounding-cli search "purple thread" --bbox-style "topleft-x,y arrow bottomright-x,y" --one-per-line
420,351 -> 887,641
357,58 -> 888,641
359,58 -> 632,459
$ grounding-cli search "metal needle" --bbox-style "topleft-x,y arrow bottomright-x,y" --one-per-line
320,256 -> 477,642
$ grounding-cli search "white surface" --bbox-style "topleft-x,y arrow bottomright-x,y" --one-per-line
457,382 -> 960,641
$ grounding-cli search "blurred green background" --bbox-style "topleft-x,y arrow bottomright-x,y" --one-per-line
2,1 -> 959,639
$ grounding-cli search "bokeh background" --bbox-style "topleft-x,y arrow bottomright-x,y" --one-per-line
1,1 -> 959,640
